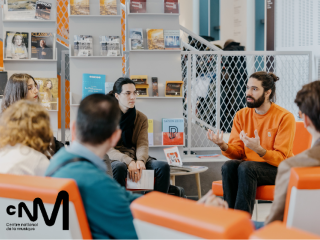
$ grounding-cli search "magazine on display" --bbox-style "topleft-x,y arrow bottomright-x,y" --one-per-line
6,0 -> 37,19
34,78 -> 58,110
70,0 -> 89,15
35,1 -> 52,20
100,0 -> 117,15
130,28 -> 144,50
162,118 -> 184,145
164,0 -> 178,13
152,77 -> 158,96
136,87 -> 148,96
130,0 -> 146,13
130,75 -> 148,85
74,35 -> 93,56
100,36 -> 121,56
0,72 -> 8,97
166,81 -> 183,96
5,31 -> 29,59
164,30 -> 180,50
148,119 -> 154,146
82,73 -> 106,99
163,146 -> 182,167
31,32 -> 54,59
147,29 -> 164,50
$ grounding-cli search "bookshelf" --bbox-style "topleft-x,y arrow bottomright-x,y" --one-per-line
1,0 -> 58,137
68,0 -> 124,123
127,0 -> 183,160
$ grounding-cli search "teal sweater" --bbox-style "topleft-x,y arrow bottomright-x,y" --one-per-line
45,148 -> 139,239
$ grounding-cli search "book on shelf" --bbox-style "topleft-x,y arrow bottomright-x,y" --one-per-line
164,30 -> 180,50
70,0 -> 89,15
100,36 -> 121,56
5,32 -> 29,59
130,28 -> 144,50
165,81 -> 183,97
152,77 -> 158,96
31,32 -> 54,59
147,29 -> 164,50
148,119 -> 154,146
130,0 -> 146,13
162,118 -> 184,145
74,35 -> 93,57
6,0 -> 37,19
100,0 -> 117,15
82,73 -> 106,99
35,1 -> 52,20
0,72 -> 8,97
164,146 -> 182,167
164,0 -> 178,13
130,75 -> 148,85
105,82 -> 114,95
34,78 -> 58,110
136,85 -> 149,97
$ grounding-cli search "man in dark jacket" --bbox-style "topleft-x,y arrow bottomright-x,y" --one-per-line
38,40 -> 53,59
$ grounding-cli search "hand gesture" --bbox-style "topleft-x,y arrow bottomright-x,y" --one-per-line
240,130 -> 264,156
128,161 -> 141,183
207,129 -> 228,151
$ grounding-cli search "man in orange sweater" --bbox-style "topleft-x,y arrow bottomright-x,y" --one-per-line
207,71 -> 296,214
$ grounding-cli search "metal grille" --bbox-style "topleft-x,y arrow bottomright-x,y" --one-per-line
57,0 -> 69,47
183,51 -> 312,154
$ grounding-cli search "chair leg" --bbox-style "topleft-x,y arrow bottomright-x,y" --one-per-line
255,199 -> 258,221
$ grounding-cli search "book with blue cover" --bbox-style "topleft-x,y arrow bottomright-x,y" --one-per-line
82,73 -> 106,99
162,118 -> 184,145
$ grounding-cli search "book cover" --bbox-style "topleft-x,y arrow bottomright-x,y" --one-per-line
100,36 -> 121,56
152,77 -> 158,96
70,0 -> 89,15
136,87 -> 148,96
35,1 -> 52,20
130,28 -> 144,50
74,35 -> 93,56
105,82 -> 114,94
5,32 -> 29,59
131,75 -> 148,85
130,0 -> 146,13
34,78 -> 59,110
164,146 -> 182,167
31,32 -> 54,59
148,119 -> 154,146
164,0 -> 178,13
8,0 -> 37,11
82,73 -> 106,99
0,72 -> 8,97
147,29 -> 164,50
164,30 -> 180,50
166,82 -> 182,96
100,0 -> 117,15
162,118 -> 184,145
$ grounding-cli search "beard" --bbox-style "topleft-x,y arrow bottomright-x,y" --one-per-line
246,93 -> 265,108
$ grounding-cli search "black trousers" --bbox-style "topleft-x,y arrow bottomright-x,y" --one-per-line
111,160 -> 170,193
221,160 -> 278,215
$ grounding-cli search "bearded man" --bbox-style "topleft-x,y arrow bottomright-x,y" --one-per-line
207,71 -> 296,214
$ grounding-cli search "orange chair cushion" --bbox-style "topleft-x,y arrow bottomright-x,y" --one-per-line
293,122 -> 312,155
131,191 -> 254,239
250,221 -> 320,239
212,181 -> 275,200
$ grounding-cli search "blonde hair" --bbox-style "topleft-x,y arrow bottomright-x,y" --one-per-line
0,100 -> 53,158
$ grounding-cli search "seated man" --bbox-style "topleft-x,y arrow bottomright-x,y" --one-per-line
262,80 -> 320,226
45,94 -> 139,239
207,71 -> 296,214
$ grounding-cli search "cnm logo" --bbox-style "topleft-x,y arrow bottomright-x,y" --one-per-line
6,190 -> 69,230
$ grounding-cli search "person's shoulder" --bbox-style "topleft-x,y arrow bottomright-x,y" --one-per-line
279,147 -> 320,170
272,104 -> 294,117
136,109 -> 148,121
236,107 -> 252,116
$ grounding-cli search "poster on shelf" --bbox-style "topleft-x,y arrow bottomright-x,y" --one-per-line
130,0 -> 146,13
5,31 -> 29,59
31,32 -> 54,59
34,78 -> 59,111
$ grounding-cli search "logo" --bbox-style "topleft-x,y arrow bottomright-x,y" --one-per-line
169,126 -> 178,139
6,191 -> 69,230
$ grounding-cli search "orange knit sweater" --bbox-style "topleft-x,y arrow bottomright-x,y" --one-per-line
222,103 -> 296,167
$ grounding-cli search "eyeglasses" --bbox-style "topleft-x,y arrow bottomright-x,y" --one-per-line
120,91 -> 138,97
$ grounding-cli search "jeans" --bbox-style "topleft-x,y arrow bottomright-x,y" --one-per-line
252,221 -> 265,230
111,160 -> 170,193
221,160 -> 277,215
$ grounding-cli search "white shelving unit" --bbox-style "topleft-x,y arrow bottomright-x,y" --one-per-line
69,0 -> 124,123
127,0 -> 183,160
2,0 -> 58,137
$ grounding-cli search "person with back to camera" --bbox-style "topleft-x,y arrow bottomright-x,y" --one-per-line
0,100 -> 52,176
207,71 -> 296,215
107,78 -> 170,193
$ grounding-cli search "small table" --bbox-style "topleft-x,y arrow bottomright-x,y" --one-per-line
170,166 -> 208,199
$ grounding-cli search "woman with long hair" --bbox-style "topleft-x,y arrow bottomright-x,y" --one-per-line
107,77 -> 170,193
0,100 -> 52,175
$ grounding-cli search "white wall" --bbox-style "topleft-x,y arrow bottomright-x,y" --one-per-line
220,0 -> 255,50
179,0 -> 199,35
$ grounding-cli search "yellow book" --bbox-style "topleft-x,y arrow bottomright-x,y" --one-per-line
148,119 -> 154,146
100,0 -> 117,15
70,0 -> 90,15
147,29 -> 164,50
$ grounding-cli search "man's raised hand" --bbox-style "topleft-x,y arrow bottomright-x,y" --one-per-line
207,129 -> 228,151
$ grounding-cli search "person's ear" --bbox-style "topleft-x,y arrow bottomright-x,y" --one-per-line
265,89 -> 272,99
71,121 -> 77,142
110,129 -> 121,148
303,114 -> 312,128
115,93 -> 120,101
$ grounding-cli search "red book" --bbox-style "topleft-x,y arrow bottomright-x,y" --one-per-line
164,0 -> 178,13
130,0 -> 146,13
